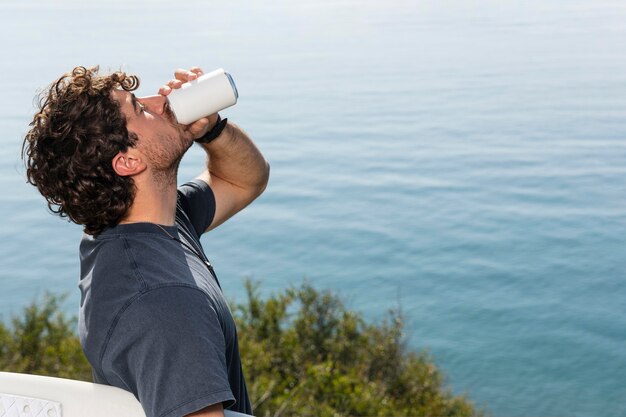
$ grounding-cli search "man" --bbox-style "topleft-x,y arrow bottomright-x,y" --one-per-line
22,65 -> 270,417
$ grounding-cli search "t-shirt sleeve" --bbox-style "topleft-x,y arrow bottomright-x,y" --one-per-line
177,179 -> 216,237
100,286 -> 235,417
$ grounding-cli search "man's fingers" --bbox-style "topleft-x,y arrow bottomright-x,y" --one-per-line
158,79 -> 182,96
158,85 -> 172,96
174,68 -> 199,82
161,67 -> 203,98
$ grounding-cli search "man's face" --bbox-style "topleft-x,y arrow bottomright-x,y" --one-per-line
111,89 -> 192,172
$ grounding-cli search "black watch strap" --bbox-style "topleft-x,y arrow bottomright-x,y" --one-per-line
195,115 -> 228,144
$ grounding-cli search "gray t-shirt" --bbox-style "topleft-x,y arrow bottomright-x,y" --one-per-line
78,179 -> 252,417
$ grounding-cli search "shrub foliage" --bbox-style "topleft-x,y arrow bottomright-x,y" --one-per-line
235,281 -> 480,417
0,284 -> 482,417
0,293 -> 91,381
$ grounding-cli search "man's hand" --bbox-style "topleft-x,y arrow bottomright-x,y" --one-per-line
157,67 -> 220,140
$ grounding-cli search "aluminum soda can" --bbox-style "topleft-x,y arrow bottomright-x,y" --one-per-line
166,68 -> 239,125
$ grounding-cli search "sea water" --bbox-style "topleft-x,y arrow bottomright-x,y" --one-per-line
0,0 -> 625,415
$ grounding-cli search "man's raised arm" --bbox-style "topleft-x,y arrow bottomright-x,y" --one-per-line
196,118 -> 270,232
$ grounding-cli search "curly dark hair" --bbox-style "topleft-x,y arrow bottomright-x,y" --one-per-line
23,66 -> 140,235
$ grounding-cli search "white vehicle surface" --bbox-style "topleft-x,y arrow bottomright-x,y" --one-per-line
0,372 -> 250,417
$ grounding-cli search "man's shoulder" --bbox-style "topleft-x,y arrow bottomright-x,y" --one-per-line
177,179 -> 216,237
80,228 -> 146,284
81,225 -> 207,292
177,178 -> 213,209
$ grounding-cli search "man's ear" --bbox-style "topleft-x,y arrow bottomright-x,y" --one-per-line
112,151 -> 146,177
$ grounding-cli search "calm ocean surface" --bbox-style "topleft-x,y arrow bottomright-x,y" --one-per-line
1,0 -> 625,415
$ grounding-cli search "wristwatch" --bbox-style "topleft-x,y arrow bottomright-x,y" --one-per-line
195,115 -> 228,144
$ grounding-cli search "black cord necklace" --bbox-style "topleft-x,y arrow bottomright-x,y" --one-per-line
155,224 -> 220,285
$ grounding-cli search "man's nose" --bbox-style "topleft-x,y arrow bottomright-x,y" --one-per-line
138,95 -> 167,115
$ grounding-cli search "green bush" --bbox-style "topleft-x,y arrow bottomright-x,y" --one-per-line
0,293 -> 91,381
0,283 -> 484,416
235,281 -> 482,417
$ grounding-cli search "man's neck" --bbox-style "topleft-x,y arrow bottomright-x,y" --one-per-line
120,174 -> 178,226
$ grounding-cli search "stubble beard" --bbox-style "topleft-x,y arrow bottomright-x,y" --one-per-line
143,104 -> 193,190
145,131 -> 189,190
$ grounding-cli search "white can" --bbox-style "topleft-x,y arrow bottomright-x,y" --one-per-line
166,68 -> 239,125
